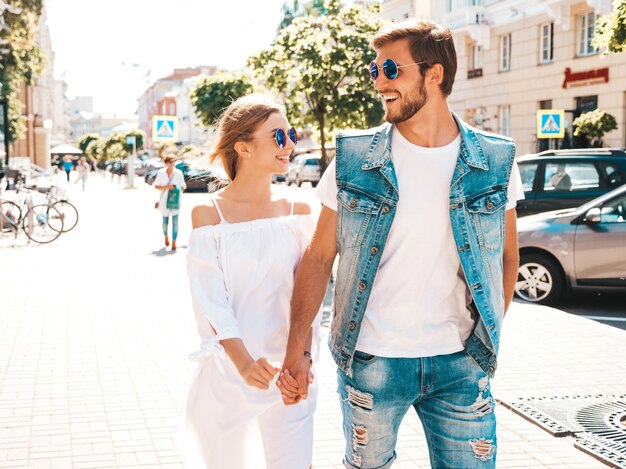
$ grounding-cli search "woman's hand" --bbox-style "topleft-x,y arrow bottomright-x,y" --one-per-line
239,357 -> 280,390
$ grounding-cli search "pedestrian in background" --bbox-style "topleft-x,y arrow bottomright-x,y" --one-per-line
75,157 -> 90,191
280,19 -> 524,469
61,155 -> 74,182
154,155 -> 186,250
179,94 -> 321,469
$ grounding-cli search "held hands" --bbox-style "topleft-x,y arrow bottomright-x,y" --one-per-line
276,353 -> 314,406
239,357 -> 281,390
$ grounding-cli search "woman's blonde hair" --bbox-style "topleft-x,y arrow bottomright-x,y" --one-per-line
209,94 -> 285,181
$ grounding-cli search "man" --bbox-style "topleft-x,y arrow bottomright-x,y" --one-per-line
279,19 -> 523,468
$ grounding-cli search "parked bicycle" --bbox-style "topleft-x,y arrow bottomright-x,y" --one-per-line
0,189 -> 64,244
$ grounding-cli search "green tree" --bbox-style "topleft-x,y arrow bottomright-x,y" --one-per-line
77,133 -> 100,153
278,0 -> 328,30
249,0 -> 384,167
85,139 -> 104,162
101,133 -> 127,160
573,109 -> 618,147
0,0 -> 44,144
190,71 -> 255,128
593,0 -> 626,53
122,129 -> 145,153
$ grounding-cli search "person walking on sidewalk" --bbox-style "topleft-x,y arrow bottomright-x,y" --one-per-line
280,19 -> 524,469
75,156 -> 90,191
154,155 -> 186,250
61,155 -> 74,182
179,94 -> 321,469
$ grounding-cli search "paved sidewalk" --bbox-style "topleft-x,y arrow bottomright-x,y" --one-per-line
0,173 -> 625,468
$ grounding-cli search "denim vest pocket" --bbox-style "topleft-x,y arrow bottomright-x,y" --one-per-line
337,189 -> 381,248
466,188 -> 508,251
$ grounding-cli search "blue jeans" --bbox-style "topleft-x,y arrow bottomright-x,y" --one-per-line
162,215 -> 178,241
337,350 -> 496,469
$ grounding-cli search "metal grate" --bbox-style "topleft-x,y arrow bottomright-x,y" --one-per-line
501,394 -> 626,468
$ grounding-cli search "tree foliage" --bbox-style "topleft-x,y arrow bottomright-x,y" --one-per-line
0,0 -> 44,142
593,0 -> 626,53
190,71 -> 255,128
278,0 -> 328,31
77,133 -> 100,153
573,109 -> 617,147
123,129 -> 145,153
249,0 -> 384,166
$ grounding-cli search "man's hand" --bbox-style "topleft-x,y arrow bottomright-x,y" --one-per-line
239,357 -> 280,390
278,353 -> 314,404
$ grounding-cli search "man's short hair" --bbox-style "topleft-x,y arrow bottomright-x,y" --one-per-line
371,19 -> 457,96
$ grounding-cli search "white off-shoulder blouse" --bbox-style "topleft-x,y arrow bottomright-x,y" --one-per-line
179,211 -> 322,466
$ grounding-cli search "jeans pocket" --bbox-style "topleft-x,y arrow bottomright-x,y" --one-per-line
352,350 -> 377,364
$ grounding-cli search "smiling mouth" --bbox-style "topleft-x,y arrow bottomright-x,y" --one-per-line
275,156 -> 290,162
381,93 -> 399,103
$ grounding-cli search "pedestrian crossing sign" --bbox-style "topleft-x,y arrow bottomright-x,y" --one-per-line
152,115 -> 178,142
537,110 -> 565,139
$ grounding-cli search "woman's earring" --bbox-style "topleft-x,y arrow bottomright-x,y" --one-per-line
245,152 -> 252,159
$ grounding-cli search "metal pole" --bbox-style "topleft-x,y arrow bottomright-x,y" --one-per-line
3,98 -> 9,168
126,135 -> 136,188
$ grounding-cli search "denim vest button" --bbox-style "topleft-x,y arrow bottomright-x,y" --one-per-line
358,282 -> 367,291
486,198 -> 494,210
349,199 -> 357,208
370,246 -> 379,255
382,206 -> 389,213
348,321 -> 356,330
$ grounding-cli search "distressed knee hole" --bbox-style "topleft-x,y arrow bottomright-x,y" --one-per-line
469,438 -> 495,461
351,425 -> 367,467
345,385 -> 373,411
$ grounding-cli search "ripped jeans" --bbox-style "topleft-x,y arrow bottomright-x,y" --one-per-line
337,349 -> 496,469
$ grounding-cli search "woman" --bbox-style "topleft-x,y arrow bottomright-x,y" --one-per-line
154,155 -> 186,250
75,156 -> 90,191
61,155 -> 74,182
180,94 -> 320,469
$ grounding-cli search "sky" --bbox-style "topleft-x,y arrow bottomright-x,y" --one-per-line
45,0 -> 290,115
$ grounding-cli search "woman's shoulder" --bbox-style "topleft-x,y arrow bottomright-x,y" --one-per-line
191,203 -> 221,229
271,191 -> 312,216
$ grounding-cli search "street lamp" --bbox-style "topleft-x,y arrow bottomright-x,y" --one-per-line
1,96 -> 9,168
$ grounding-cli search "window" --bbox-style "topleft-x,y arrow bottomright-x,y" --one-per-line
519,162 -> 538,191
540,22 -> 554,63
602,164 -> 625,187
500,34 -> 511,71
543,162 -> 600,192
169,103 -> 175,114
499,105 -> 510,136
471,44 -> 483,69
472,0 -> 484,5
577,12 -> 597,56
448,0 -> 459,12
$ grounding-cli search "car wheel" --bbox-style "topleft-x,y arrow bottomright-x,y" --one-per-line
311,181 -> 318,188
515,253 -> 564,305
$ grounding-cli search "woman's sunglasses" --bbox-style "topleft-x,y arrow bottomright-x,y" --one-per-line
251,127 -> 298,148
369,59 -> 426,81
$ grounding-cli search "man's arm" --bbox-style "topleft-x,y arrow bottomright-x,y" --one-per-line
282,206 -> 338,396
502,208 -> 519,314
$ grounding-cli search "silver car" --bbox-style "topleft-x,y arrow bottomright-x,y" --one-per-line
516,185 -> 626,305
286,153 -> 321,187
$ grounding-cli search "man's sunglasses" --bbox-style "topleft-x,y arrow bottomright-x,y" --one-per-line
369,59 -> 426,81
252,127 -> 298,148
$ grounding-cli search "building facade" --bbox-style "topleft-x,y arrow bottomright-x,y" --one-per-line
12,8 -> 55,168
380,0 -> 625,154
136,66 -> 216,147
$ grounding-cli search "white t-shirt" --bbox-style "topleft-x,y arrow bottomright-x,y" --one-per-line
316,127 -> 524,358
155,168 -> 187,216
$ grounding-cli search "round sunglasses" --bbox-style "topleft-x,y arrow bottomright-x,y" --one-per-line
369,59 -> 426,81
250,127 -> 298,148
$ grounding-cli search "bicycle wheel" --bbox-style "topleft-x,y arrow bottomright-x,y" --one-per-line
23,204 -> 63,243
50,200 -> 79,232
0,200 -> 21,235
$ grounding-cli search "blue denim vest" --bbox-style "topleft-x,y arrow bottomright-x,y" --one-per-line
331,114 -> 515,378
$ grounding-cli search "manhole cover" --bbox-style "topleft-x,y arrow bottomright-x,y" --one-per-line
501,394 -> 626,468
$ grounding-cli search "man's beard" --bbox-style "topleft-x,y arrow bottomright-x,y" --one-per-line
384,82 -> 428,124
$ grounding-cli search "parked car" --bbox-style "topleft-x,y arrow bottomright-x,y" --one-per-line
145,161 -> 219,193
515,184 -> 626,305
286,153 -> 322,187
516,148 -> 626,216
